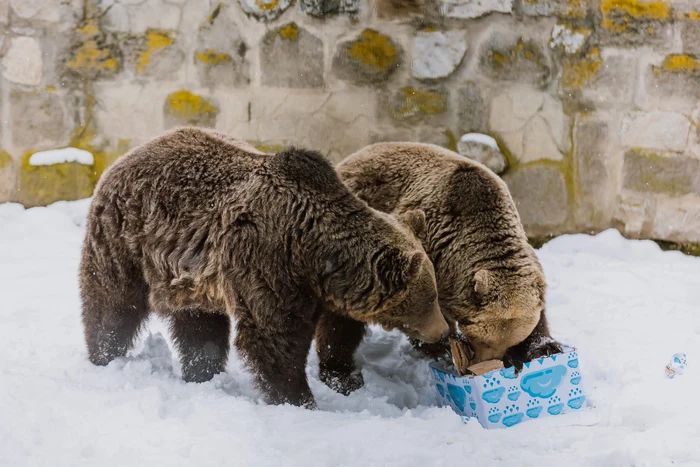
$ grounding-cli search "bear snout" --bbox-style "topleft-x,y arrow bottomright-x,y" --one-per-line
418,301 -> 450,343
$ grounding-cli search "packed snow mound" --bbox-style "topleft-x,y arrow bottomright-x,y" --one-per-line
29,147 -> 94,166
458,133 -> 499,150
1,200 -> 700,466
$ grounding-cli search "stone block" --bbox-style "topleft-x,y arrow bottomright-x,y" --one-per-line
503,165 -> 569,230
521,0 -> 588,18
384,86 -> 448,123
0,152 -> 15,203
63,23 -> 121,80
620,111 -> 690,151
124,29 -> 184,79
260,23 -> 324,88
127,0 -> 182,35
574,117 -> 614,228
194,5 -> 249,88
411,30 -> 467,80
681,19 -> 700,55
377,0 -> 423,19
163,90 -> 218,129
2,36 -> 43,86
614,191 -> 654,238
332,29 -> 402,85
440,0 -> 512,19
239,0 -> 292,21
0,0 -> 8,25
458,133 -> 507,174
622,149 -> 700,196
652,194 -> 700,243
561,49 -> 637,107
300,0 -> 360,17
10,0 -> 61,22
102,2 -> 130,33
549,23 -> 592,54
489,86 -> 570,163
478,35 -> 551,86
369,128 -> 416,144
644,55 -> 700,108
456,83 -> 487,134
10,89 -> 70,150
598,0 -> 672,45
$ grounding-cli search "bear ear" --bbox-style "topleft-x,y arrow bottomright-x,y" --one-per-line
474,269 -> 492,296
398,210 -> 427,240
376,249 -> 421,294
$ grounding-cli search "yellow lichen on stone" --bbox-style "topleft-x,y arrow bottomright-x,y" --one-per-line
195,50 -> 232,65
444,129 -> 458,153
279,23 -> 299,41
165,91 -> 217,120
0,151 -> 13,169
600,0 -> 671,32
347,29 -> 398,71
561,47 -> 602,88
255,0 -> 279,11
67,23 -> 119,75
392,87 -> 446,118
137,30 -> 175,73
18,151 -> 96,207
252,142 -> 285,153
487,39 -> 545,71
661,54 -> 700,72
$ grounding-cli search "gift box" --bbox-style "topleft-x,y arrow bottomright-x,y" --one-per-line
430,346 -> 585,429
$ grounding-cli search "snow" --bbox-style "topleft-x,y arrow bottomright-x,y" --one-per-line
549,25 -> 588,54
2,200 -> 700,466
28,148 -> 94,166
459,133 -> 499,150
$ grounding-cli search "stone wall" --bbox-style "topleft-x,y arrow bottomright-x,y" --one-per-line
1,0 -> 700,244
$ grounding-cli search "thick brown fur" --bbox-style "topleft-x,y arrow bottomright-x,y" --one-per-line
317,142 -> 562,393
80,128 -> 448,408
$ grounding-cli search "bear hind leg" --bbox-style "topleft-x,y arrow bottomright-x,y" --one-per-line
169,310 -> 231,383
315,311 -> 366,396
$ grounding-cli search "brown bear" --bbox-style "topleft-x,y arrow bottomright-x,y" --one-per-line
316,142 -> 562,393
79,128 -> 449,408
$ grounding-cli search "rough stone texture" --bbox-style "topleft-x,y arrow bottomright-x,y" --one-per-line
521,0 -> 588,18
0,0 -> 9,24
504,165 -> 569,230
574,117 -> 614,228
10,90 -> 70,149
300,0 -> 360,17
194,5 -> 249,88
598,0 -> 672,45
377,0 -> 423,19
622,149 -> 700,196
620,112 -> 691,152
479,35 -> 551,86
440,0 -> 512,19
652,194 -> 700,243
10,0 -> 60,21
489,85 -> 570,163
681,20 -> 700,55
239,0 -> 292,21
260,23 -> 324,88
127,0 -> 182,35
333,29 -> 402,85
0,152 -> 15,204
163,90 -> 218,129
457,134 -> 508,174
63,22 -> 121,81
386,86 -> 448,122
411,30 -> 467,80
614,191 -> 654,238
2,37 -> 43,86
456,83 -> 487,134
17,156 -> 97,208
549,23 -> 592,54
561,49 -> 637,107
124,30 -> 184,78
642,55 -> 700,110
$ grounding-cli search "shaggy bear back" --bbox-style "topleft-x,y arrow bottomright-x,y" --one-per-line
80,128 -> 447,407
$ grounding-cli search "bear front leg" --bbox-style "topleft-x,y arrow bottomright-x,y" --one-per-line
169,310 -> 231,383
408,336 -> 451,361
503,311 -> 563,373
315,311 -> 366,396
235,318 -> 316,409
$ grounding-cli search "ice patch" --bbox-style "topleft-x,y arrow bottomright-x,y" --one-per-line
29,147 -> 94,166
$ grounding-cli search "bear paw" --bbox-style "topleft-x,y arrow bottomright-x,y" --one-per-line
319,368 -> 365,396
527,338 -> 563,361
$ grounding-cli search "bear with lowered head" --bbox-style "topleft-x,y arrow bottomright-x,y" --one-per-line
79,128 -> 448,408
316,142 -> 563,394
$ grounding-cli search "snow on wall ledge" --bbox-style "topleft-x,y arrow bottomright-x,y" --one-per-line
0,0 -> 699,245
29,148 -> 94,166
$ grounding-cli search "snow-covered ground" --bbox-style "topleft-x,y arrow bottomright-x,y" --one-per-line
2,200 -> 700,467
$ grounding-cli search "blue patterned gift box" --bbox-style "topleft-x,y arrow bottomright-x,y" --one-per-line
430,346 -> 585,429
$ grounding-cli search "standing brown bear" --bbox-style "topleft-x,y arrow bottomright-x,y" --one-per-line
80,128 -> 449,408
316,142 -> 562,394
